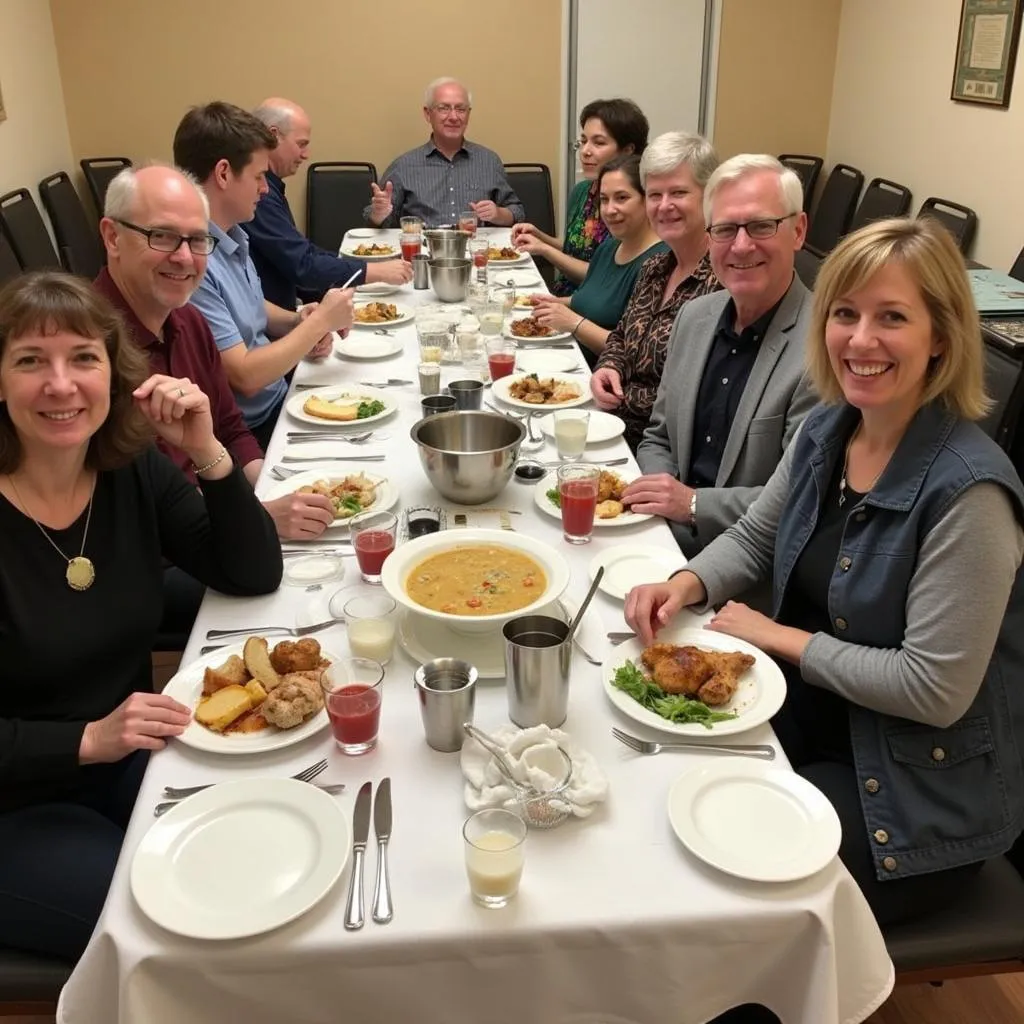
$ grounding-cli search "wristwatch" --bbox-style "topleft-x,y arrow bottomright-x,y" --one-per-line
689,491 -> 698,528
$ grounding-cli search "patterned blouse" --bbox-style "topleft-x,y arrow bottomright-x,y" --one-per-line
551,180 -> 609,297
595,250 -> 720,451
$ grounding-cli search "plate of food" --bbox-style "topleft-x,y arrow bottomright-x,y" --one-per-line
285,385 -> 395,426
261,469 -> 397,528
334,332 -> 403,360
351,301 -> 413,328
536,408 -> 625,444
504,316 -> 572,344
491,373 -> 589,410
162,636 -> 338,753
534,468 -> 652,527
602,626 -> 786,737
515,350 -> 580,374
340,242 -> 398,260
487,245 -> 532,265
511,292 -> 543,310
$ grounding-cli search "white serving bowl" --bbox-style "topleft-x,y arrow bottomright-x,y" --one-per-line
381,528 -> 570,635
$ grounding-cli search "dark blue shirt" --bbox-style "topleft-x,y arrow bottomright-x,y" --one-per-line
243,170 -> 366,311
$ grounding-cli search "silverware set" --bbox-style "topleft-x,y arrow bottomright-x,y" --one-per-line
346,778 -> 393,929
357,379 -> 413,388
285,431 -> 376,444
280,454 -> 386,465
204,619 -> 339,641
612,727 -> 776,760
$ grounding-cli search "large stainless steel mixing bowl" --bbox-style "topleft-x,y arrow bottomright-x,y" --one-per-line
411,411 -> 526,504
424,229 -> 471,260
427,257 -> 472,302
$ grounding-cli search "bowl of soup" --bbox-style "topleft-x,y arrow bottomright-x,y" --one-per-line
381,528 -> 570,633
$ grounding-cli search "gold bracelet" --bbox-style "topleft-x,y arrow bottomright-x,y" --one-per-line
193,446 -> 228,476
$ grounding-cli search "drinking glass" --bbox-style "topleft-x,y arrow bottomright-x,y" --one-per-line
417,318 -> 448,363
463,808 -> 527,908
477,300 -> 505,337
321,658 -> 384,755
556,464 -> 600,544
554,410 -> 590,462
469,238 -> 490,283
349,509 -> 397,584
421,394 -> 457,416
400,232 -> 422,261
486,338 -> 517,381
458,210 -> 479,237
341,594 -> 396,665
400,216 -> 423,235
418,361 -> 441,395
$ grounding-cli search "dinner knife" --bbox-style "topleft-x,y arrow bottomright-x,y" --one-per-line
371,777 -> 393,924
344,781 -> 372,930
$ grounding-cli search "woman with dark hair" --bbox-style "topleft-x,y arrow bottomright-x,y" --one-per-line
512,97 -> 649,295
0,272 -> 281,962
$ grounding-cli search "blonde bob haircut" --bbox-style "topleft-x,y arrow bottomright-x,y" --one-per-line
807,216 -> 990,421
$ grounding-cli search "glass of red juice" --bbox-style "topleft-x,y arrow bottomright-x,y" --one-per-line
458,211 -> 479,237
486,338 -> 516,381
557,464 -> 600,544
400,232 -> 422,261
321,658 -> 384,755
349,510 -> 398,584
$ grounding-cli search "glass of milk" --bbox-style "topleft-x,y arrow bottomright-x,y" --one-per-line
463,808 -> 527,908
340,594 -> 397,665
553,410 -> 590,462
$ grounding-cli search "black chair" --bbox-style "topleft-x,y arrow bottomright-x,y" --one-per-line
0,947 -> 70,1016
38,171 -> 104,279
794,248 -> 823,290
804,164 -> 864,257
0,189 -> 60,272
79,157 -> 132,219
848,177 -> 912,233
778,154 -> 823,213
979,324 -> 1024,452
305,162 -> 376,254
504,163 -> 556,285
1010,246 -> 1024,283
0,230 -> 22,288
917,197 -> 978,255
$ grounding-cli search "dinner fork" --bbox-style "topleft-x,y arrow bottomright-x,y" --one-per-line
281,455 -> 386,464
607,631 -> 637,646
286,431 -> 374,442
611,728 -> 775,760
162,759 -> 329,800
285,435 -> 383,446
205,619 -> 339,640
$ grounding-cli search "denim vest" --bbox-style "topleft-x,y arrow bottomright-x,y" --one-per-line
777,402 -> 1024,880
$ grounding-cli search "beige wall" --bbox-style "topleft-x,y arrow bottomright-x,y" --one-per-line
48,0 -> 562,232
0,0 -> 74,235
712,0 -> 842,162
827,0 -> 1024,267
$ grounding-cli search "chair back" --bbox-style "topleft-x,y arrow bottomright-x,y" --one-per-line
979,326 -> 1024,451
79,157 -> 132,219
794,247 -> 823,290
848,177 -> 912,233
0,230 -> 23,288
917,197 -> 978,254
778,154 -> 823,213
1009,246 -> 1024,284
38,172 -> 104,279
503,163 -> 556,238
306,162 -> 376,253
0,189 -> 61,272
804,164 -> 864,257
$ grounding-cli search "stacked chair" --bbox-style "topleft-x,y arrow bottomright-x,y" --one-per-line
38,171 -> 104,279
917,196 -> 978,255
778,154 -> 823,213
79,157 -> 132,219
794,163 -> 864,289
0,189 -> 61,272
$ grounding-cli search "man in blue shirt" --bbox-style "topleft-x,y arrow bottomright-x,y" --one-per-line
245,98 -> 412,311
172,102 -> 354,446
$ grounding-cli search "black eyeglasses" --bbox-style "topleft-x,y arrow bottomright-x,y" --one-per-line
115,219 -> 218,256
706,213 -> 797,243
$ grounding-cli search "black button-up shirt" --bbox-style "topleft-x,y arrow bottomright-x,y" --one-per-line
687,297 -> 784,488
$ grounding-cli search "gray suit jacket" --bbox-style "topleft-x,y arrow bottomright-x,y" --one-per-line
637,275 -> 818,558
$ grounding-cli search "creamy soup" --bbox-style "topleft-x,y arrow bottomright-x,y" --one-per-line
406,545 -> 546,616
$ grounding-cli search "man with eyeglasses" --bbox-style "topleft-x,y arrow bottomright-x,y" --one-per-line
364,77 -> 524,228
625,154 -> 817,562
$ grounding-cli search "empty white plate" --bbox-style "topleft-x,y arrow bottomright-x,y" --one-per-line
667,760 -> 841,882
355,282 -> 402,296
536,408 -> 625,444
131,779 -> 349,938
515,351 -> 579,374
589,543 -> 686,600
335,334 -> 403,360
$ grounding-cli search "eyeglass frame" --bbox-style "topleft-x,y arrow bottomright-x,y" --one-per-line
114,219 -> 219,256
429,103 -> 472,117
706,213 -> 799,244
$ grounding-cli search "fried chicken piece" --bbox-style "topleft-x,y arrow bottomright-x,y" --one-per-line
260,673 -> 325,730
270,638 -> 324,674
597,471 -> 625,503
641,644 -> 716,696
596,499 -> 624,519
697,651 -> 756,706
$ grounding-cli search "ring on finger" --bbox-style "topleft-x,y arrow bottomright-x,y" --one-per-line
176,386 -> 185,398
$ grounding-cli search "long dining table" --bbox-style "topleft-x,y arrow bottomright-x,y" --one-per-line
57,228 -> 894,1024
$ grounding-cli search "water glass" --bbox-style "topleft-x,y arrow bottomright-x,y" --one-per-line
417,318 -> 448,363
341,594 -> 397,665
556,464 -> 600,544
502,614 -> 572,727
477,300 -> 505,337
463,808 -> 527,908
447,379 -> 485,410
400,216 -> 423,235
458,210 -> 479,237
554,410 -> 590,462
418,362 -> 441,395
349,509 -> 397,584
414,658 -> 478,752
321,658 -> 384,755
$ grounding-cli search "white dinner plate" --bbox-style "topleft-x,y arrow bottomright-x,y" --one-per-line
589,543 -> 685,599
346,228 -> 381,240
285,385 -> 396,427
515,351 -> 580,374
503,318 -> 573,344
667,760 -> 841,882
534,470 -> 652,528
334,333 -> 404,360
340,244 -> 400,261
162,642 -> 336,754
131,779 -> 349,939
351,303 -> 413,329
492,270 -> 542,288
487,250 -> 532,266
261,469 -> 397,530
491,373 -> 589,411
355,282 -> 402,296
602,626 -> 787,738
536,408 -> 625,444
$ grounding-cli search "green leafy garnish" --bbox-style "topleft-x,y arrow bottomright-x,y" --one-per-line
611,660 -> 738,730
546,487 -> 561,508
357,399 -> 386,419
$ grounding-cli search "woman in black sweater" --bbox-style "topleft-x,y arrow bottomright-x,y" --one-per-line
0,273 -> 282,961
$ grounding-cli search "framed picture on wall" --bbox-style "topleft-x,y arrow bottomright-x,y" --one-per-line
951,0 -> 1023,107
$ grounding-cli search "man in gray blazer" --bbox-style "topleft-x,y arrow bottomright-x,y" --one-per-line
626,154 -> 817,558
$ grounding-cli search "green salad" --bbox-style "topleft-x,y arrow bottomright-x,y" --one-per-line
611,660 -> 738,729
546,487 -> 561,508
357,399 -> 386,419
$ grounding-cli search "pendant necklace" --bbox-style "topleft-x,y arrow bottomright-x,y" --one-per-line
838,425 -> 884,508
7,474 -> 97,591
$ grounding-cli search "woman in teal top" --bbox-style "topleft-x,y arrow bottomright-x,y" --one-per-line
532,155 -> 667,366
512,99 -> 649,296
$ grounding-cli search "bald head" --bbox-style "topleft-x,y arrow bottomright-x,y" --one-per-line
104,164 -> 209,223
253,98 -> 311,177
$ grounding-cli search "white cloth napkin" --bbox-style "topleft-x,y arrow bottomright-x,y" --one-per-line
461,724 -> 609,818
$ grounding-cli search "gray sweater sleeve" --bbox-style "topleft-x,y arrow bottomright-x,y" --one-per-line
801,482 -> 1024,728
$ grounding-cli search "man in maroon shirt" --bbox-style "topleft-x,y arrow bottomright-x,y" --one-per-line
95,164 -> 334,541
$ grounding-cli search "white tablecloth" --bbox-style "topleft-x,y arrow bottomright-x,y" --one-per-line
58,229 -> 893,1024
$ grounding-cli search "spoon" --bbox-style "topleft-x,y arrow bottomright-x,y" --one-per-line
567,567 -> 604,645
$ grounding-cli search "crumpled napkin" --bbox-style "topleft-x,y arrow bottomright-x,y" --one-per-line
461,723 -> 609,818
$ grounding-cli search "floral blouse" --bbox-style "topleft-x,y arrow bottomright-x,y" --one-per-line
551,180 -> 609,297
595,250 -> 720,451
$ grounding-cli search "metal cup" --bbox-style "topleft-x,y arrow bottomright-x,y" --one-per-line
446,379 -> 485,411
421,394 -> 457,416
502,615 -> 572,728
414,658 -> 478,752
412,254 -> 430,289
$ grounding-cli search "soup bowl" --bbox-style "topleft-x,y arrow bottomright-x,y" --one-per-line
381,528 -> 570,634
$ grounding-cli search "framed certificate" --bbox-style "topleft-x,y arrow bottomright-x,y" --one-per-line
952,0 -> 1023,107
